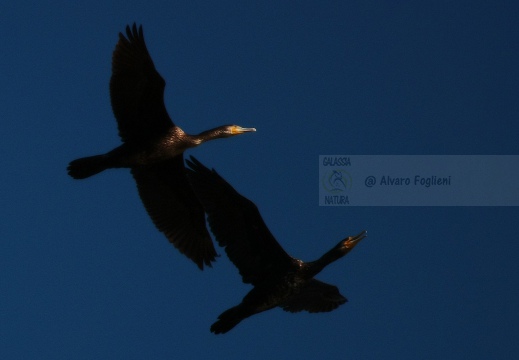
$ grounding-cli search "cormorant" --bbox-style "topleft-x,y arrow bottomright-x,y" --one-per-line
186,156 -> 366,334
67,24 -> 255,269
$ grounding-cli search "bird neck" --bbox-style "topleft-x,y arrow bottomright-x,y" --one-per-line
188,127 -> 228,146
303,245 -> 346,279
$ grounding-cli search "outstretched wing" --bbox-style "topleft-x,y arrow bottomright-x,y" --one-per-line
131,156 -> 217,269
280,279 -> 347,313
186,156 -> 294,284
110,24 -> 173,143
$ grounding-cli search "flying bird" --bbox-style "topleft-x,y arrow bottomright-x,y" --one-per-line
67,24 -> 255,269
186,156 -> 366,334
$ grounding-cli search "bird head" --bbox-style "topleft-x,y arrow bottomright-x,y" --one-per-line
336,230 -> 367,255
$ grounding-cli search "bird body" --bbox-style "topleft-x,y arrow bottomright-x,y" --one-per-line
186,156 -> 366,334
67,24 -> 255,269
68,125 -> 246,178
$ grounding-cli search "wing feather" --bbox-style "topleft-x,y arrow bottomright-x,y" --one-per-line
131,156 -> 216,269
110,24 -> 173,143
186,156 -> 294,284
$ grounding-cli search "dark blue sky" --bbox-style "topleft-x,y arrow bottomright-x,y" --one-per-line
2,1 -> 518,359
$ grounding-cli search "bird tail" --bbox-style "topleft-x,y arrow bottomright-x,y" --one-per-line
210,305 -> 252,334
67,155 -> 110,179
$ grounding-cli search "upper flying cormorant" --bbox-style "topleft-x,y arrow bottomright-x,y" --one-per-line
67,24 -> 255,269
186,156 -> 366,334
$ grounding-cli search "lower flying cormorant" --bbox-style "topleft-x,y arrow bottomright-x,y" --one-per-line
186,156 -> 366,334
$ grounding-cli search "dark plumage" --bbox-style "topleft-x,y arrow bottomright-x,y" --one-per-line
67,24 -> 255,269
186,156 -> 366,334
